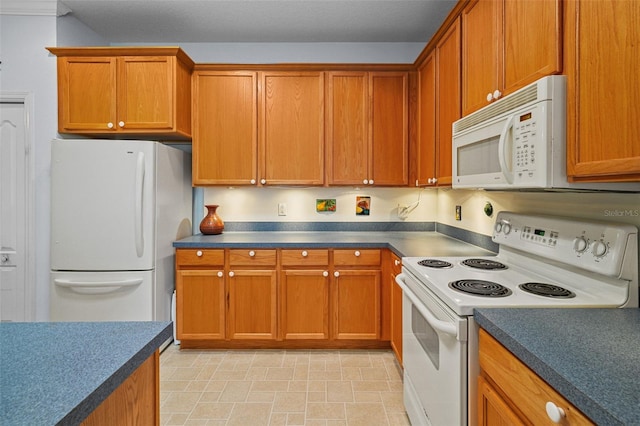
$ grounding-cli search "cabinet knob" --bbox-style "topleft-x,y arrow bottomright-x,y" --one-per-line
228,271 -> 235,277
260,178 -> 266,185
250,179 -> 256,185
354,250 -> 361,257
217,271 -> 223,278
545,401 -> 566,423
432,178 -> 437,184
368,179 -> 374,185
394,259 -> 400,266
107,122 -> 114,129
323,271 -> 329,277
492,89 -> 502,100
118,121 -> 125,128
301,250 -> 308,257
486,92 -> 494,102
334,271 -> 340,277
363,179 -> 369,185
196,250 -> 203,257
249,250 -> 255,257
415,179 -> 419,187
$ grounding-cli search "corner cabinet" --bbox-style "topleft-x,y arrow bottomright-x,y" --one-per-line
326,71 -> 408,186
478,328 -> 593,425
414,17 -> 461,187
564,0 -> 640,181
461,0 -> 562,116
47,47 -> 193,140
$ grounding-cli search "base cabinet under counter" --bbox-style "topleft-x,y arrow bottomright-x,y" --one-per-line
175,247 -> 390,349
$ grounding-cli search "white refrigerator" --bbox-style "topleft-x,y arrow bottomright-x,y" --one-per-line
50,139 -> 192,322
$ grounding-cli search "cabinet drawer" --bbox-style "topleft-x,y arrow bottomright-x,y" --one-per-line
334,249 -> 381,266
176,249 -> 224,267
479,329 -> 593,425
281,249 -> 329,266
229,249 -> 277,266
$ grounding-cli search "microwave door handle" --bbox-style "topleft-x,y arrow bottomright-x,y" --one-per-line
498,114 -> 516,183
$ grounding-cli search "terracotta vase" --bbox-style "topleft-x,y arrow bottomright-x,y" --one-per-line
199,205 -> 224,235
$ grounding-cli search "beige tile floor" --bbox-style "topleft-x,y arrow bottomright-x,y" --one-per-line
160,343 -> 410,425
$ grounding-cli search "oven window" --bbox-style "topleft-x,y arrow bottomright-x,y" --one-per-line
411,305 -> 440,369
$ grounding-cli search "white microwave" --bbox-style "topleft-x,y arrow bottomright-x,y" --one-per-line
452,75 -> 637,191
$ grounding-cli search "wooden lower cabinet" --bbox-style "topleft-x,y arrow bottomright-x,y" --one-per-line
82,351 -> 159,425
479,328 -> 593,425
176,248 -> 387,348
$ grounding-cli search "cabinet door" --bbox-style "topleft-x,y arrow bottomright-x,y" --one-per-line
415,52 -> 437,187
332,270 -> 381,340
193,71 -> 258,185
117,56 -> 174,131
370,73 -> 409,186
228,270 -> 277,339
57,56 -> 117,132
436,17 -> 461,186
280,270 -> 329,340
326,72 -> 369,185
259,72 -> 324,185
176,269 -> 225,340
462,0 -> 501,116
477,376 -> 525,426
503,0 -> 562,96
565,0 -> 640,180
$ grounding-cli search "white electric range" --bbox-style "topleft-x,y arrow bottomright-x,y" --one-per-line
396,211 -> 638,426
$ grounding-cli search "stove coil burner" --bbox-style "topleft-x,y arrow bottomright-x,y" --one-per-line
519,283 -> 576,298
461,258 -> 508,270
449,279 -> 512,297
418,259 -> 453,269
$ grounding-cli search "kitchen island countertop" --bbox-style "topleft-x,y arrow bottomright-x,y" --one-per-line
173,231 -> 495,258
0,321 -> 172,425
474,308 -> 640,426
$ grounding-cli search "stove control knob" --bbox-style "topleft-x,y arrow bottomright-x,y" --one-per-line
592,240 -> 608,257
494,222 -> 503,233
573,237 -> 588,253
502,223 -> 512,235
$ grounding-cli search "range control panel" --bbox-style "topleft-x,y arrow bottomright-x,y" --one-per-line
492,211 -> 637,278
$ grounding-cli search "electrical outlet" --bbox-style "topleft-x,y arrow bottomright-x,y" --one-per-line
455,205 -> 462,221
278,203 -> 287,216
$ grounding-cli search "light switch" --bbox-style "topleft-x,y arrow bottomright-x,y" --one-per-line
278,203 -> 287,216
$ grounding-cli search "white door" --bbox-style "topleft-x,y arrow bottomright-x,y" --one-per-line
50,139 -> 157,271
0,99 -> 31,322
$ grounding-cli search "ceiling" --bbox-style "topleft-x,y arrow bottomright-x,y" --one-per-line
57,0 -> 457,43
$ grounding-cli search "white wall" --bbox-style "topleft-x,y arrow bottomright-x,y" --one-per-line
1,14 -> 58,321
201,187 -> 437,224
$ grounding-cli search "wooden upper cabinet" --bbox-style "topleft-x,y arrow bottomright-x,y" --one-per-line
462,0 -> 562,116
192,71 -> 258,185
48,47 -> 193,140
326,71 -> 369,185
259,71 -> 325,186
415,53 -> 437,187
565,0 -> 640,181
326,71 -> 408,186
370,72 -> 409,186
434,17 -> 461,186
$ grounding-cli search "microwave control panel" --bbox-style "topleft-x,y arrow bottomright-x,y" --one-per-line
513,111 -> 538,171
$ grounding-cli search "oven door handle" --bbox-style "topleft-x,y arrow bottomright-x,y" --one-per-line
396,273 -> 458,338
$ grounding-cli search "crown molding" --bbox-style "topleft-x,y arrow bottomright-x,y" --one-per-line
0,1 -> 70,16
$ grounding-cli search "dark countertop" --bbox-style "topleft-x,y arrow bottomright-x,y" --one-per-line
173,231 -> 495,258
0,321 -> 172,426
474,308 -> 640,426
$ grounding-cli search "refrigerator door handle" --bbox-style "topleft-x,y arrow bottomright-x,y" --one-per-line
54,278 -> 144,295
134,152 -> 145,258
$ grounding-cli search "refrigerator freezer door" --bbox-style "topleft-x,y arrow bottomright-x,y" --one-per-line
50,270 -> 154,321
50,139 -> 156,271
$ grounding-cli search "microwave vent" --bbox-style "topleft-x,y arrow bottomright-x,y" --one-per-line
454,84 -> 539,133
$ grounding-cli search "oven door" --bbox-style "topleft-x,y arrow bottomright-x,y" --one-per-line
396,272 -> 468,426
